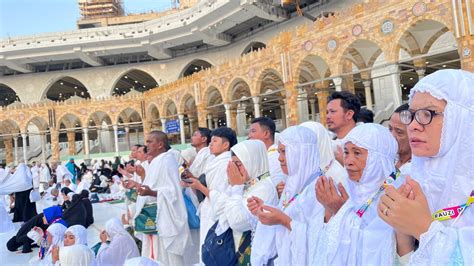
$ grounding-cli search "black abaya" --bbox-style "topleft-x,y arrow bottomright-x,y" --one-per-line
12,188 -> 37,222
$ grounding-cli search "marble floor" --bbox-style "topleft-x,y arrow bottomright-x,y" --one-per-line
0,201 -> 127,266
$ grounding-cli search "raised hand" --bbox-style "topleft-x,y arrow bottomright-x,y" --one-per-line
276,181 -> 285,198
247,196 -> 264,216
315,176 -> 348,219
378,176 -> 432,240
256,205 -> 292,230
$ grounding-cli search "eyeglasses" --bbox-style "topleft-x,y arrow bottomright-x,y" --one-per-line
399,109 -> 444,126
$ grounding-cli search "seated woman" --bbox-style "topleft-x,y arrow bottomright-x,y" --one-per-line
64,224 -> 88,246
378,69 -> 474,265
309,123 -> 401,265
204,140 -> 279,265
63,193 -> 88,227
32,222 -> 67,266
247,126 -> 325,265
80,190 -> 94,227
60,187 -> 74,209
6,205 -> 66,253
96,218 -> 140,265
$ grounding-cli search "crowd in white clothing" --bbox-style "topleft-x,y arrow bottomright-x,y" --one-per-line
0,69 -> 472,266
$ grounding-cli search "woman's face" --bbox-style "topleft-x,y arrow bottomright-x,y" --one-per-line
407,92 -> 446,157
63,232 -> 75,246
343,142 -> 368,182
277,143 -> 289,175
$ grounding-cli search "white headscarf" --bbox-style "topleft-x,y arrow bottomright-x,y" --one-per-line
230,140 -> 269,180
59,244 -> 95,266
343,123 -> 398,205
0,163 -> 33,194
65,225 -> 88,246
181,148 -> 197,165
408,69 -> 474,226
278,126 -> 320,206
300,121 -> 348,186
105,217 -> 129,240
46,223 -> 67,251
407,70 -> 473,265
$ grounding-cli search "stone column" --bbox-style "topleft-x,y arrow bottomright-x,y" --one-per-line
188,117 -> 195,135
280,102 -> 287,128
83,128 -> 90,159
316,82 -> 330,126
236,103 -> 247,136
97,128 -> 103,153
213,118 -> 219,128
113,125 -> 119,157
40,133 -> 46,163
67,130 -> 76,156
21,133 -> 28,163
196,104 -> 208,128
252,97 -> 261,118
415,68 -> 426,79
387,64 -> 402,108
50,129 -> 60,162
333,77 -> 343,92
160,118 -> 167,133
142,120 -> 152,142
4,138 -> 13,165
297,89 -> 309,122
125,126 -> 131,150
362,80 -> 373,110
224,104 -> 232,129
284,81 -> 299,126
282,99 -> 290,127
207,114 -> 213,129
309,98 -> 316,120
178,114 -> 186,145
13,135 -> 19,165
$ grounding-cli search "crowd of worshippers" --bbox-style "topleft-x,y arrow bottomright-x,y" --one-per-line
0,69 -> 472,266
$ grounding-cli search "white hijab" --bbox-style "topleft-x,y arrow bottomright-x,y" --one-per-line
230,140 -> 269,180
408,69 -> 474,226
408,70 -> 474,264
278,126 -> 321,206
65,225 -> 88,246
0,163 -> 33,194
343,123 -> 398,206
300,121 -> 348,186
105,217 -> 129,240
46,223 -> 67,252
59,244 -> 95,266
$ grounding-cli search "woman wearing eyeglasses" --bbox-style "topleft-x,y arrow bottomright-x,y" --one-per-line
378,69 -> 474,265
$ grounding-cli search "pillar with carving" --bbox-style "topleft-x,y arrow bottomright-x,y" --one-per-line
4,137 -> 13,165
50,129 -> 60,162
284,81 -> 299,126
67,130 -> 76,156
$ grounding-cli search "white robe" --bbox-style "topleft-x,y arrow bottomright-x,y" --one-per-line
153,152 -> 191,266
189,147 -> 214,178
97,219 -> 140,265
0,164 -> 33,194
199,151 -> 231,250
31,165 -> 41,189
55,165 -> 72,184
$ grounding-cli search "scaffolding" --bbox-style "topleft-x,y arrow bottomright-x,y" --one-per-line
78,0 -> 124,19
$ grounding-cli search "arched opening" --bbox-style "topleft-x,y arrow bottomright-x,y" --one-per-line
205,87 -> 226,128
147,104 -> 162,130
0,84 -> 20,107
340,39 -> 384,111
180,59 -> 213,78
45,77 -> 90,101
25,117 -> 49,162
180,94 -> 197,140
297,55 -> 332,122
57,114 -> 83,157
229,79 -> 253,136
0,120 -> 21,165
87,111 -> 113,154
112,69 -> 159,96
117,108 -> 143,150
242,42 -> 266,55
257,69 -> 285,131
397,19 -> 459,102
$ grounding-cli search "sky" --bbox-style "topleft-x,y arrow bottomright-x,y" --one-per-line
0,0 -> 173,39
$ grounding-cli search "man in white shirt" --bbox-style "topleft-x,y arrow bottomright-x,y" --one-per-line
248,117 -> 286,186
326,91 -> 361,164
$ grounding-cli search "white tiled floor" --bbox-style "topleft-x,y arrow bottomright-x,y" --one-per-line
0,201 -> 127,266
